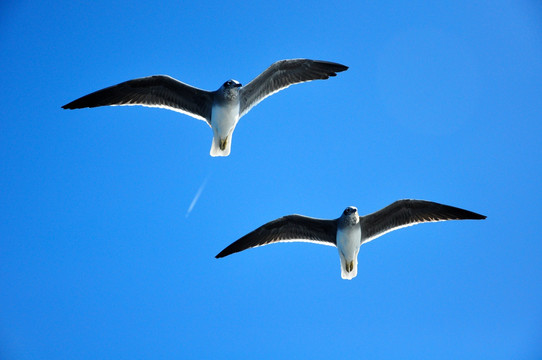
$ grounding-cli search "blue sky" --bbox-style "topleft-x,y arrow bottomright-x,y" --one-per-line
1,0 -> 542,358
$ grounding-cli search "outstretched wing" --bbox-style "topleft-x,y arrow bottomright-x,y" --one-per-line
62,75 -> 214,124
215,215 -> 338,258
239,59 -> 348,117
360,199 -> 486,244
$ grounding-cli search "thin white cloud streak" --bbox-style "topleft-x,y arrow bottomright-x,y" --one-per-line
185,176 -> 209,218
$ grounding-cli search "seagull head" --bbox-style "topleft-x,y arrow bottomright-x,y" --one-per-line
223,79 -> 242,89
340,206 -> 359,226
218,80 -> 242,100
343,206 -> 358,216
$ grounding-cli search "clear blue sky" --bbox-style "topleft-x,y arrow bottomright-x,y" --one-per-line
1,1 -> 541,359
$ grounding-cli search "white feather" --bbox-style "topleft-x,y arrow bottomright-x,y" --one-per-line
336,221 -> 362,280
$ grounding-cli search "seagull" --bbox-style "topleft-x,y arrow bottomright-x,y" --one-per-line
215,200 -> 486,280
61,59 -> 348,157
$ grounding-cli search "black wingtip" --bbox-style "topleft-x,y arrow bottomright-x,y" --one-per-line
336,64 -> 349,72
450,207 -> 486,221
310,60 -> 348,75
455,206 -> 486,220
457,208 -> 487,220
62,99 -> 88,109
61,100 -> 80,109
329,62 -> 349,73
325,62 -> 349,73
215,244 -> 238,259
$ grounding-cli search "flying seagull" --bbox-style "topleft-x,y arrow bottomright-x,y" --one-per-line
215,200 -> 486,280
61,59 -> 348,157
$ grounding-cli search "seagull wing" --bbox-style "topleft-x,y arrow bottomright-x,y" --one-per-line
62,75 -> 214,124
239,59 -> 348,117
359,199 -> 486,244
215,215 -> 338,258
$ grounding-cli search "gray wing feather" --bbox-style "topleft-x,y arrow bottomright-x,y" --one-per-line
239,59 -> 348,117
215,215 -> 338,258
62,75 -> 214,124
360,199 -> 486,244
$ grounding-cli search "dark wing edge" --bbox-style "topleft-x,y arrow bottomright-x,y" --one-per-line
62,75 -> 214,123
239,59 -> 348,117
359,199 -> 486,244
215,215 -> 338,258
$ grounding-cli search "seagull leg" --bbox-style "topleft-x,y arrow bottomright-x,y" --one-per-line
219,137 -> 229,151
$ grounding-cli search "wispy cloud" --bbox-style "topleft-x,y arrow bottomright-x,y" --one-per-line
185,175 -> 209,218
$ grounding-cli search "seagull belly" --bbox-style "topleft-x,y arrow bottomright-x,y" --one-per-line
210,103 -> 240,156
336,224 -> 361,280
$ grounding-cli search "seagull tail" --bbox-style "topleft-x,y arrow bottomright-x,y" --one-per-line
339,255 -> 358,280
210,134 -> 232,157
